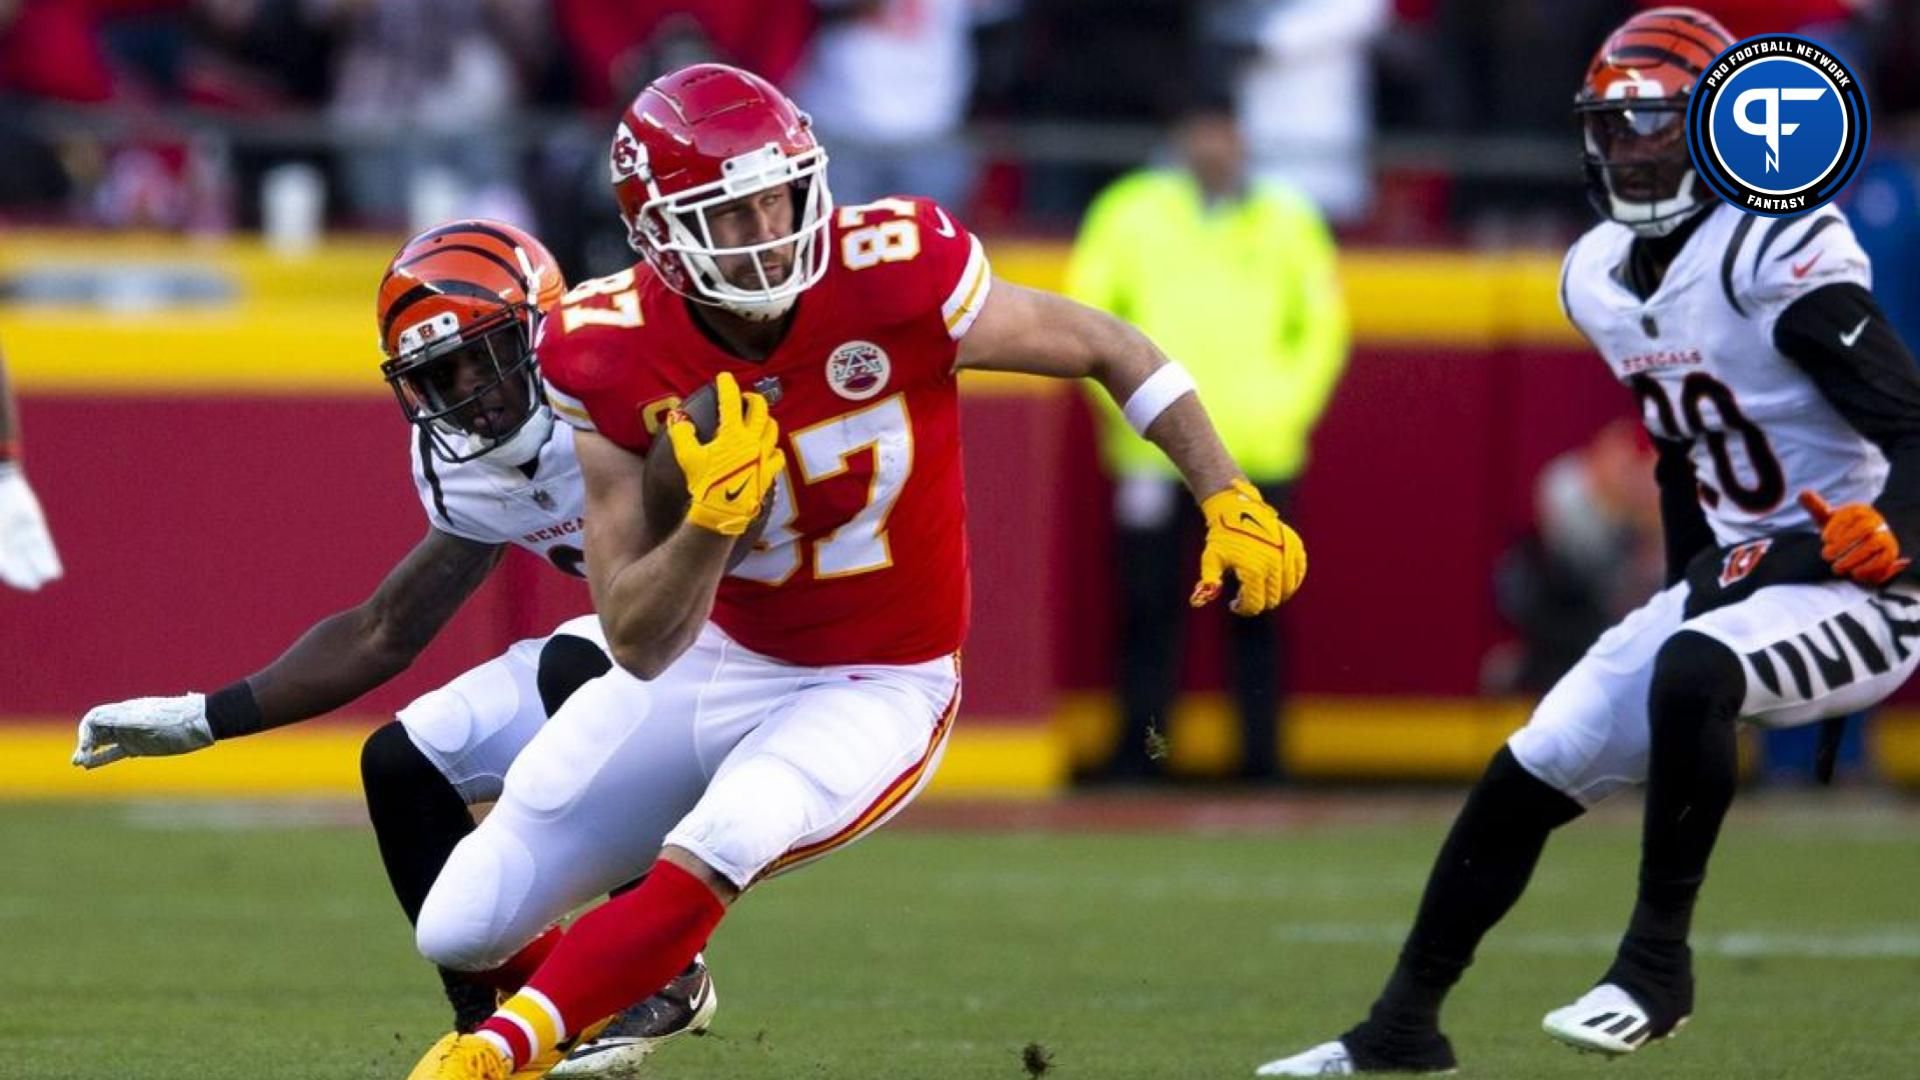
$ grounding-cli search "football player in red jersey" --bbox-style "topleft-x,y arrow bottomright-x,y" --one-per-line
406,63 -> 1308,1080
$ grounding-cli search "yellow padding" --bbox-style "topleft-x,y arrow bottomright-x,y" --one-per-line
0,717 -> 1065,799
4,233 -> 1579,394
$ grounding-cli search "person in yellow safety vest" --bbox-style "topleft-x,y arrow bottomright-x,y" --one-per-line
1066,83 -> 1348,784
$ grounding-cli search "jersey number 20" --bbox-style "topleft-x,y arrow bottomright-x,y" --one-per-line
1632,372 -> 1786,513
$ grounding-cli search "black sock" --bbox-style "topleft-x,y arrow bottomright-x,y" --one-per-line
359,721 -> 475,925
360,722 -> 489,1028
439,965 -> 498,1033
1351,746 -> 1584,1052
1609,631 -> 1742,1025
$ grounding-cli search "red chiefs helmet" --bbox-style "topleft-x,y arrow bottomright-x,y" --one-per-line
611,63 -> 833,319
376,219 -> 566,463
1575,7 -> 1735,236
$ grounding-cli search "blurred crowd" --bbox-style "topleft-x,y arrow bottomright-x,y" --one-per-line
0,0 -> 1915,270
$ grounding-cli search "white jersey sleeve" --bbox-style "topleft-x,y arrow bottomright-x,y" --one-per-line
1559,232 -> 1595,347
1736,209 -> 1872,334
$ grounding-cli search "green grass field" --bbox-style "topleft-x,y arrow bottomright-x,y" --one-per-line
5,794 -> 1918,1079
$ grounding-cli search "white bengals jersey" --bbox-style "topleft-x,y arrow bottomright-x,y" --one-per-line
407,414 -> 589,577
1561,202 -> 1884,548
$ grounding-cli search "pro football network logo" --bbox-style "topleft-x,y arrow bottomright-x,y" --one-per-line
826,341 -> 890,401
1687,35 -> 1869,216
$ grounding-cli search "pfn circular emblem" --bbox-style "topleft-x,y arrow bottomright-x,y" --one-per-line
1687,35 -> 1869,217
826,340 -> 891,401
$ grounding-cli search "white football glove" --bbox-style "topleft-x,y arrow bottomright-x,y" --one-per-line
0,463 -> 62,591
73,693 -> 215,769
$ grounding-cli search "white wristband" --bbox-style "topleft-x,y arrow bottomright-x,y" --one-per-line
1122,362 -> 1197,435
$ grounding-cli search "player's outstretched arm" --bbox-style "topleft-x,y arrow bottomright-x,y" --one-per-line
954,281 -> 1306,613
574,428 -> 736,680
72,528 -> 502,768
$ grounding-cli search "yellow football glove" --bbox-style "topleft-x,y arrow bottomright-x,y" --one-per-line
1190,479 -> 1307,615
665,372 -> 785,536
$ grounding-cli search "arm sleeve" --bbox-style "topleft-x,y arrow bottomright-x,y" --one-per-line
1654,434 -> 1716,586
1776,281 -> 1920,553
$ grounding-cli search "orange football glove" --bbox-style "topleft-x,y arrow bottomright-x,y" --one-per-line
1190,479 -> 1307,615
1799,489 -> 1911,585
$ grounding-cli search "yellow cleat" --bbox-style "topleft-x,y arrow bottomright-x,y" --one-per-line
405,1032 -> 510,1080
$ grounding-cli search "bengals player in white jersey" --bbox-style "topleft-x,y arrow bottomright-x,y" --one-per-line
405,63 -> 1307,1080
70,222 -> 712,1070
1258,9 -> 1920,1074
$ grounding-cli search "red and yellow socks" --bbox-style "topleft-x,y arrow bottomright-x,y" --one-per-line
475,861 -> 726,1069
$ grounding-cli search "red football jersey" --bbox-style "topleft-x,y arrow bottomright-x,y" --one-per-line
541,196 -> 991,667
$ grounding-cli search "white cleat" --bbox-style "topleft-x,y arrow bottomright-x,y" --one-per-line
1542,983 -> 1686,1057
1256,1040 -> 1361,1076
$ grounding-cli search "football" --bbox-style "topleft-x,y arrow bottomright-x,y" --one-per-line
642,380 -> 773,569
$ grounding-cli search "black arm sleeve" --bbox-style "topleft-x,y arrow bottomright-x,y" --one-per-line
1654,435 -> 1715,586
1775,282 -> 1920,555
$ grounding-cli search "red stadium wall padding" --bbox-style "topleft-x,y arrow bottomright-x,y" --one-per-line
1048,343 -> 1636,697
14,343 -> 1859,723
0,394 -> 1064,723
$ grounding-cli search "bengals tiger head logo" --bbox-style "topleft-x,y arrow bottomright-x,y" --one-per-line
1720,538 -> 1772,587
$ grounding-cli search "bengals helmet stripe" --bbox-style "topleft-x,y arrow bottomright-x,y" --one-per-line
395,244 -> 529,291
379,279 -> 517,342
1605,44 -> 1704,76
1579,7 -> 1734,105
1576,6 -> 1735,237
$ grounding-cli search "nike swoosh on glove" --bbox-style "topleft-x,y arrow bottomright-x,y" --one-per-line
1191,479 -> 1307,615
666,372 -> 786,536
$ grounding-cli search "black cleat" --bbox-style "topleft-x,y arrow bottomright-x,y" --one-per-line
547,955 -> 716,1078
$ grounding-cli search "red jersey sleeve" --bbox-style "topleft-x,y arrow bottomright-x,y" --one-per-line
837,197 -> 993,360
536,271 -> 653,453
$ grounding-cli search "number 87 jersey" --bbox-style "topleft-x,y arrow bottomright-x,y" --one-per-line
538,196 -> 991,667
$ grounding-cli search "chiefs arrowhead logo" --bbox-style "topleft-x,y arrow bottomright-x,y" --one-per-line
610,122 -> 648,184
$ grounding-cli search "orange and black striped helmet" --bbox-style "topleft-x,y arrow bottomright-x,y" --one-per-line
376,220 -> 566,463
1575,7 -> 1736,236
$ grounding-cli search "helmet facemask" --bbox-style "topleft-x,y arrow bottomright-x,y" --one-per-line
628,143 -> 834,321
382,304 -> 553,465
1577,97 -> 1706,237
